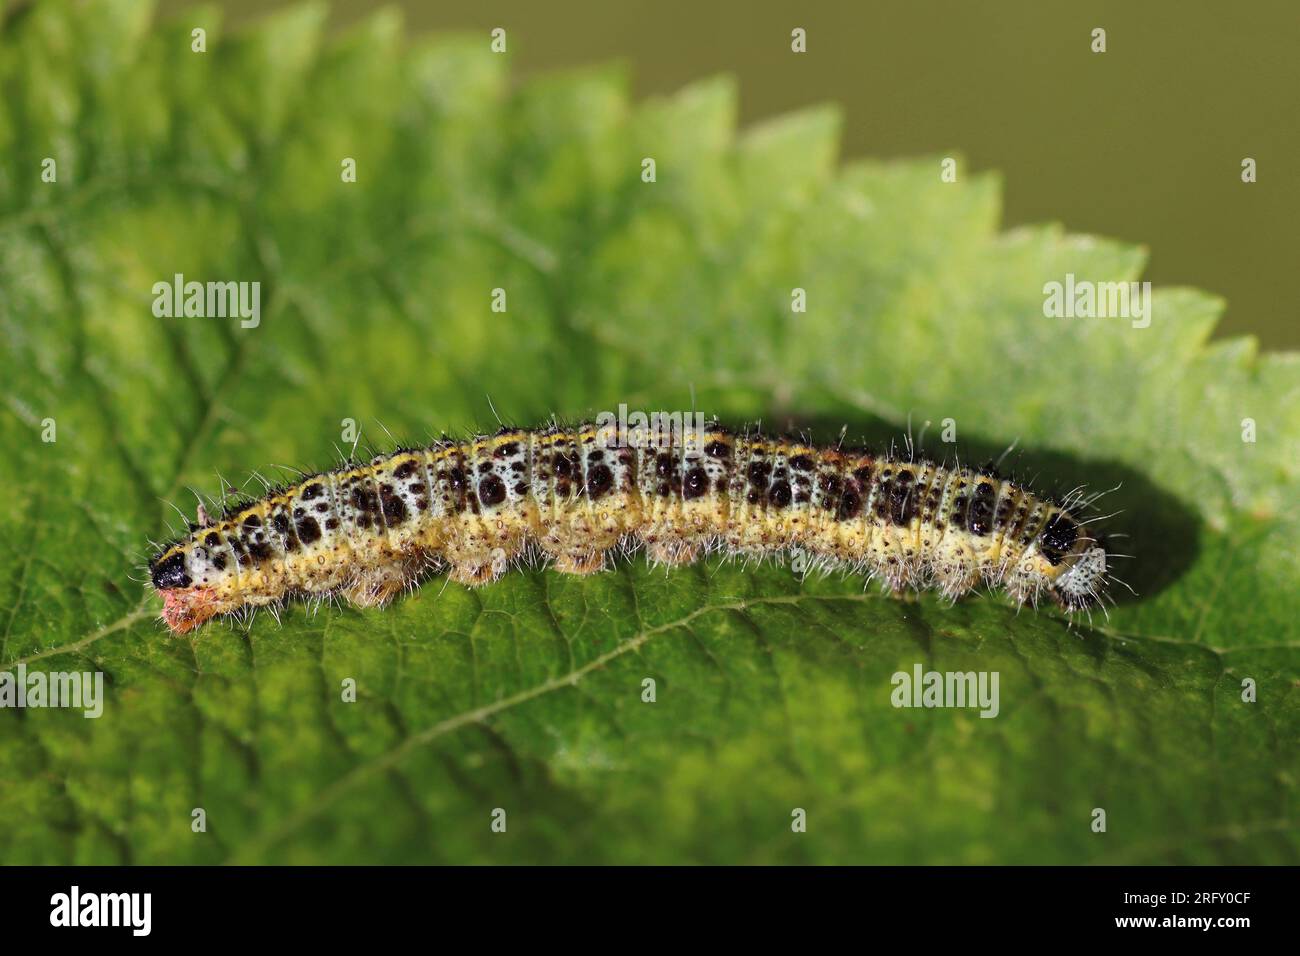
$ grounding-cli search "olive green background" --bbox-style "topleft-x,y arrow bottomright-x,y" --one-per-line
163,0 -> 1300,350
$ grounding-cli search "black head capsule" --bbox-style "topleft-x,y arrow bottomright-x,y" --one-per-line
1037,513 -> 1080,566
150,551 -> 192,590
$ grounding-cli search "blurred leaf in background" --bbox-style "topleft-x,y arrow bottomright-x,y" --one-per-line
0,1 -> 1295,864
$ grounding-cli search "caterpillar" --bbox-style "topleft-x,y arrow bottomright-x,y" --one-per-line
147,423 -> 1112,634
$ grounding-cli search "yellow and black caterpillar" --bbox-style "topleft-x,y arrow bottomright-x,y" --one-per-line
148,423 -> 1111,633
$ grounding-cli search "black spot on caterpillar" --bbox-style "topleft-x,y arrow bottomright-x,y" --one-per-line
147,423 -> 1113,633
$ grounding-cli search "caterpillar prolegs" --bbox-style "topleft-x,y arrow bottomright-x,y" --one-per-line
147,424 -> 1112,634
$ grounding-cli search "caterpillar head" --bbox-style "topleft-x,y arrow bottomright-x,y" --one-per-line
1037,512 -> 1109,611
148,537 -> 240,633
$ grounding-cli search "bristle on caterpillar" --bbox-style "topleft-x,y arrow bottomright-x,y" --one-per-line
147,423 -> 1115,633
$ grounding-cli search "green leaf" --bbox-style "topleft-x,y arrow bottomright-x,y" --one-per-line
0,1 -> 1295,864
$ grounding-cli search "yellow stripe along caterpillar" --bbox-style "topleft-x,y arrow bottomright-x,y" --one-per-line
147,423 -> 1113,633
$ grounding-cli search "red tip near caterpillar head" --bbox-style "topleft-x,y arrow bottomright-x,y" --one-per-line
160,586 -> 223,634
